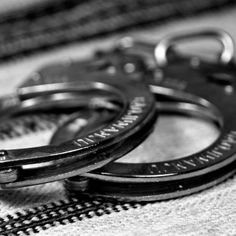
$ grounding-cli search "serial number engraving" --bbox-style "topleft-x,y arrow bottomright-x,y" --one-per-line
168,130 -> 236,171
147,131 -> 236,175
75,96 -> 147,147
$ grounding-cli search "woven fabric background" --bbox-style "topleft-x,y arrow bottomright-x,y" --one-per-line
0,0 -> 235,60
0,1 -> 235,235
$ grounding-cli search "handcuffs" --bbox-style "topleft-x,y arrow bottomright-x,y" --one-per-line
0,28 -> 235,202
0,61 -> 157,188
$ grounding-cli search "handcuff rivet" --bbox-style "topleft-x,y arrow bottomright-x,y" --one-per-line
225,85 -> 234,94
0,151 -> 7,161
124,63 -> 136,74
107,66 -> 116,75
65,177 -> 90,193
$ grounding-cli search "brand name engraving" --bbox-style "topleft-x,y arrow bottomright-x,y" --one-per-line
170,130 -> 236,171
75,96 -> 147,147
148,131 -> 236,175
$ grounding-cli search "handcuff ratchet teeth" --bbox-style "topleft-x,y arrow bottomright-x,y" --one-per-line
52,29 -> 236,201
0,62 -> 157,189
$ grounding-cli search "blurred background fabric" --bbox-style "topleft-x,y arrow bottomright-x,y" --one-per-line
0,0 -> 235,60
0,1 -> 236,236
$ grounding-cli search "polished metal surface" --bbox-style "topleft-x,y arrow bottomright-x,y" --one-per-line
60,29 -> 236,201
117,29 -> 235,67
0,60 -> 157,188
0,28 -> 235,202
154,29 -> 235,67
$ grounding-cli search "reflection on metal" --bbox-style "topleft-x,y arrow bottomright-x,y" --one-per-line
154,29 -> 235,66
0,28 -> 236,202
63,29 -> 236,201
0,58 -> 157,188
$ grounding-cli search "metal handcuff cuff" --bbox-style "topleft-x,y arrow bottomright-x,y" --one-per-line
0,59 -> 157,188
49,29 -> 236,201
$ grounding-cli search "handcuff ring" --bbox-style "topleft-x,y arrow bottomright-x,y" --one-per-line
0,66 -> 157,189
60,29 -> 236,201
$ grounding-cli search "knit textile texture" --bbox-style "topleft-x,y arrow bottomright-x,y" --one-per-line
0,0 -> 235,60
